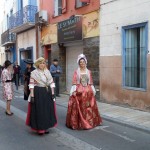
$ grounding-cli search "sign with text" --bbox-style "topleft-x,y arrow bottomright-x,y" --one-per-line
58,16 -> 82,43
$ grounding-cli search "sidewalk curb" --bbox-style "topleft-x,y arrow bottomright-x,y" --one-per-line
101,115 -> 150,134
56,102 -> 150,134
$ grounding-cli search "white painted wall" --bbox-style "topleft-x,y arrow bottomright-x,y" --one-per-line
24,0 -> 28,7
17,28 -> 36,62
0,5 -> 6,65
100,0 -> 150,56
37,0 -> 40,11
0,47 -> 5,65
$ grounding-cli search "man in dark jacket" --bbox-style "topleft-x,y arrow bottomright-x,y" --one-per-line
50,59 -> 62,97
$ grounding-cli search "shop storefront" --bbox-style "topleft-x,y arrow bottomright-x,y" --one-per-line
58,16 -> 83,91
41,11 -> 100,94
65,42 -> 83,91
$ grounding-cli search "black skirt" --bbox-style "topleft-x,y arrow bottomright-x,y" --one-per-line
30,86 -> 57,130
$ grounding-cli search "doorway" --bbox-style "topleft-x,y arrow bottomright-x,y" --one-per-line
20,47 -> 33,83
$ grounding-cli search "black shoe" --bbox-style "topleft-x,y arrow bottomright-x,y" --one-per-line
5,111 -> 13,116
45,131 -> 49,134
38,133 -> 44,136
56,95 -> 60,97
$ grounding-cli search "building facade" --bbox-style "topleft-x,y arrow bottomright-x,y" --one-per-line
1,0 -> 17,63
0,17 -> 5,66
100,0 -> 150,110
40,0 -> 100,94
1,0 -> 39,73
0,47 -> 5,66
10,0 -> 39,72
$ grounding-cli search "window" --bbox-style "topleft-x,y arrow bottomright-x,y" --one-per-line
7,14 -> 9,29
18,0 -> 23,11
122,23 -> 147,90
54,0 -> 62,16
75,0 -> 89,8
28,0 -> 37,6
10,9 -> 13,16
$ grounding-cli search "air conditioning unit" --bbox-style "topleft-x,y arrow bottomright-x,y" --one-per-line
35,10 -> 48,24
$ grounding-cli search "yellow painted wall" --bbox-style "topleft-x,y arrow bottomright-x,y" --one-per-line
41,10 -> 99,45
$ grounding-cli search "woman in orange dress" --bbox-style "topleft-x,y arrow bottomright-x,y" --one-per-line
66,54 -> 102,130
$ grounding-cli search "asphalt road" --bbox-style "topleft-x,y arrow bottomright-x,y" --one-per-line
0,87 -> 150,150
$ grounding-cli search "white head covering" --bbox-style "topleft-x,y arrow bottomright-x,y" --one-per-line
77,54 -> 87,64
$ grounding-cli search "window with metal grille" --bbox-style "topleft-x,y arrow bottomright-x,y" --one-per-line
54,0 -> 62,16
123,23 -> 147,90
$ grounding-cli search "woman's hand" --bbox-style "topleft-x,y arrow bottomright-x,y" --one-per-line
51,87 -> 55,95
30,97 -> 34,103
52,94 -> 56,101
30,88 -> 34,97
73,92 -> 76,96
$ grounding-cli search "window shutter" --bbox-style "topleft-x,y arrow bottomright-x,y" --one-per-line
80,0 -> 90,3
62,0 -> 67,13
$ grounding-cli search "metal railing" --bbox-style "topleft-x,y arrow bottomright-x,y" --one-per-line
9,5 -> 38,29
1,29 -> 16,45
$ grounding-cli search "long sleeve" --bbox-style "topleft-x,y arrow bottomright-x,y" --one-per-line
58,66 -> 62,74
1,71 -> 7,82
28,77 -> 36,89
89,70 -> 94,85
1,69 -> 11,82
50,65 -> 56,74
72,71 -> 78,85
89,70 -> 96,95
70,71 -> 78,96
48,71 -> 55,88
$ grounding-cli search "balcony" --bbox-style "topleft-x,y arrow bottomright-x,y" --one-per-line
9,5 -> 37,33
1,29 -> 16,46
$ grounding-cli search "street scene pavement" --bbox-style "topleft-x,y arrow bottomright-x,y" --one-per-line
0,84 -> 150,150
1,0 -> 150,150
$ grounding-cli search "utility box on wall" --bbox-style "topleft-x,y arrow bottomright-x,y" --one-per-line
35,10 -> 48,24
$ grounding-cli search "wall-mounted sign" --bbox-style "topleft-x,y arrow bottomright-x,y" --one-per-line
58,16 -> 82,43
41,24 -> 57,45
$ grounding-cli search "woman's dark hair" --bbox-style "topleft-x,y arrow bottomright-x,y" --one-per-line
53,59 -> 58,62
78,58 -> 86,64
5,60 -> 12,68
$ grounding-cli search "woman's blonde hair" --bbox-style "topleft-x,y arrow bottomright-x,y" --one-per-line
34,57 -> 46,69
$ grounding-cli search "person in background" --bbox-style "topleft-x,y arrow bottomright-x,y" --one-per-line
50,59 -> 62,97
26,57 -> 57,135
23,59 -> 35,100
13,61 -> 21,86
66,54 -> 102,130
1,60 -> 14,116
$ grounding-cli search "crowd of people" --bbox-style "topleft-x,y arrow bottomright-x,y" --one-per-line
0,54 -> 102,135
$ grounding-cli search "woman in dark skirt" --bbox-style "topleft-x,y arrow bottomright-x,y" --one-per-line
23,59 -> 35,100
26,57 -> 57,135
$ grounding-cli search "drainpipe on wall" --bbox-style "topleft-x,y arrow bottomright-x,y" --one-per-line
38,27 -> 42,57
35,24 -> 39,59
